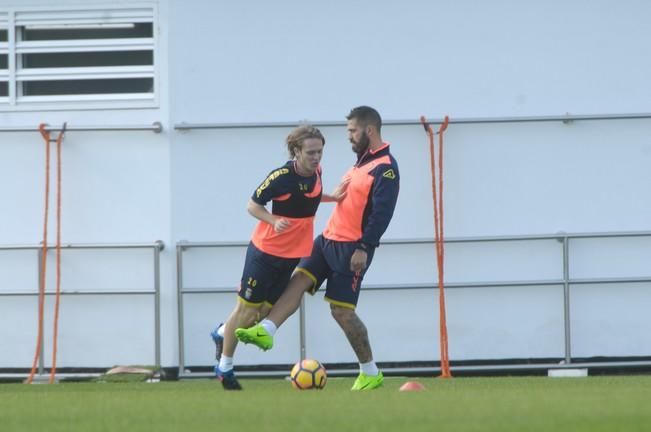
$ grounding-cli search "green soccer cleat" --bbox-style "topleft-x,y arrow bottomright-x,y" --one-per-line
351,371 -> 384,391
235,323 -> 274,351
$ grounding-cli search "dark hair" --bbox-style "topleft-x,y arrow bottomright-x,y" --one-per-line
286,125 -> 325,158
346,106 -> 382,132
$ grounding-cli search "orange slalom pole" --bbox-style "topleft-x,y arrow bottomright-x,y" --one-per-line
420,115 -> 452,378
437,116 -> 451,377
26,124 -> 52,384
49,123 -> 66,384
26,123 -> 66,385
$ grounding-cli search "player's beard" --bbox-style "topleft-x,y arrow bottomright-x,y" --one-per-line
351,131 -> 370,156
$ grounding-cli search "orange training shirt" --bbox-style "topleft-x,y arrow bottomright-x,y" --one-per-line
250,161 -> 322,258
323,143 -> 399,247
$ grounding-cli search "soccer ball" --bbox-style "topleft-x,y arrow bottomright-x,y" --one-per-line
290,359 -> 327,390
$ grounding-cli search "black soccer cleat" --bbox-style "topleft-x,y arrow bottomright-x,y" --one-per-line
215,367 -> 242,391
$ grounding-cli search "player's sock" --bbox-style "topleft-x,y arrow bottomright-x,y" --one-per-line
217,323 -> 225,338
360,361 -> 379,376
260,319 -> 277,336
219,355 -> 233,373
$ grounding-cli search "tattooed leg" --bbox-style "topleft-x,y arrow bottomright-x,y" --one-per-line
330,304 -> 373,363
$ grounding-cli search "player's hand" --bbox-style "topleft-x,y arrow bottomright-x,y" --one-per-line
273,217 -> 290,233
330,177 -> 350,202
350,249 -> 368,272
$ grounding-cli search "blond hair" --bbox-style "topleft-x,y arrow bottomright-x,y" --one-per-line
286,125 -> 325,158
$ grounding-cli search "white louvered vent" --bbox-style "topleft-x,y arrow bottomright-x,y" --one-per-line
1,6 -> 157,108
0,12 -> 8,102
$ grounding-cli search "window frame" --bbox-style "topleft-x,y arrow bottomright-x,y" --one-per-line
0,5 -> 158,112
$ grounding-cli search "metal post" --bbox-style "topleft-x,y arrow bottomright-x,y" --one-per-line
153,241 -> 162,367
562,236 -> 572,364
299,297 -> 306,361
176,243 -> 186,375
36,248 -> 44,376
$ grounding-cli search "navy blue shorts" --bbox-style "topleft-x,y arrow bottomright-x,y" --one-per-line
238,242 -> 300,306
295,235 -> 375,309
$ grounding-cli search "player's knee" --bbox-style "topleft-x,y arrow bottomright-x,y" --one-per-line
330,303 -> 354,322
291,271 -> 314,293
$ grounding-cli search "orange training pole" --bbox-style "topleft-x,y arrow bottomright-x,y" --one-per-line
49,123 -> 66,383
420,115 -> 452,378
26,123 -> 65,385
26,124 -> 52,384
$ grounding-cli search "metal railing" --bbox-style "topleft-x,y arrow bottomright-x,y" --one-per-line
174,112 -> 651,130
176,231 -> 651,377
0,122 -> 163,133
0,241 -> 164,378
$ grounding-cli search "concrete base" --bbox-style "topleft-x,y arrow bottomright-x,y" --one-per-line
548,368 -> 588,378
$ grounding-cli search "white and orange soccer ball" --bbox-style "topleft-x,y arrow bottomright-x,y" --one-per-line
290,359 -> 327,390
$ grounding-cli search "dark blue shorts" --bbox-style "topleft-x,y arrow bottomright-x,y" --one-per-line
295,235 -> 375,309
238,242 -> 300,306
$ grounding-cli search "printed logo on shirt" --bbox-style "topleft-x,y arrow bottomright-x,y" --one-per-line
382,169 -> 396,179
256,168 -> 290,197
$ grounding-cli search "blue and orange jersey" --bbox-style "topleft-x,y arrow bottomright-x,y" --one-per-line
250,161 -> 322,258
323,143 -> 399,248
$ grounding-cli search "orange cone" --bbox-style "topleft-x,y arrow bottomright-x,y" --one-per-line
399,381 -> 426,392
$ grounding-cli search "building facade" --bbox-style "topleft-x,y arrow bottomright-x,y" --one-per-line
1,0 -> 650,375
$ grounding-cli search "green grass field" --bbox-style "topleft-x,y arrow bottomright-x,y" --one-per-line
1,375 -> 650,432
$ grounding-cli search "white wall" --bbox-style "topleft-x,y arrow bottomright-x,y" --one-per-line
1,0 -> 650,372
169,0 -> 651,368
0,0 -> 174,369
168,0 -> 651,122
